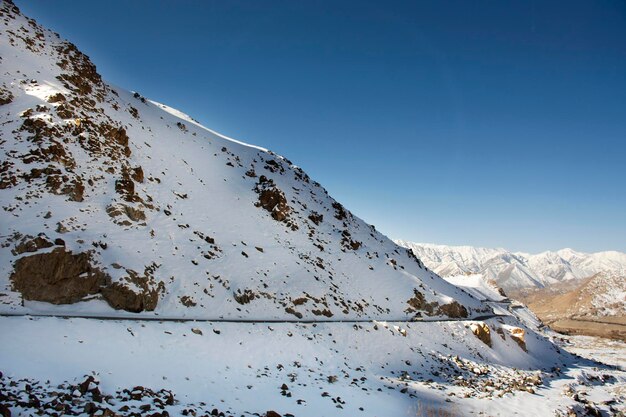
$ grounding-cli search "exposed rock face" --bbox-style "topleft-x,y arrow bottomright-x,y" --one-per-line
106,203 -> 146,225
101,283 -> 157,313
0,87 -> 13,105
258,187 -> 289,221
10,248 -> 109,304
11,234 -> 54,255
254,175 -> 298,230
234,289 -> 256,305
10,239 -> 161,312
101,266 -> 162,313
508,327 -> 527,352
406,289 -> 469,318
470,322 -> 492,347
439,301 -> 468,318
406,289 -> 438,315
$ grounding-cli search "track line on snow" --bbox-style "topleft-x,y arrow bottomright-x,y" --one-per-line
0,312 -> 508,323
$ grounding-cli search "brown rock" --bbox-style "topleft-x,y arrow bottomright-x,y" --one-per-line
405,289 -> 438,316
308,212 -> 323,225
106,203 -> 146,224
332,202 -> 347,220
12,234 -> 54,255
258,187 -> 290,221
234,289 -> 256,305
101,281 -> 158,313
115,171 -> 136,202
180,295 -> 197,307
131,166 -> 144,183
10,248 -> 109,304
439,301 -> 468,318
106,127 -> 131,156
508,327 -> 527,352
470,322 -> 492,347
47,93 -> 66,103
0,88 -> 14,105
285,307 -> 303,319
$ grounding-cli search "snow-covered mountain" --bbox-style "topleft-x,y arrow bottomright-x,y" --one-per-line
395,241 -> 626,292
2,3 -> 625,416
0,1 -> 490,321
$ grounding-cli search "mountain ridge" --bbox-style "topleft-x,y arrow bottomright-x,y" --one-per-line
395,240 -> 626,292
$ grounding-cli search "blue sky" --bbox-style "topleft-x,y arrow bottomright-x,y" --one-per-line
19,1 -> 626,253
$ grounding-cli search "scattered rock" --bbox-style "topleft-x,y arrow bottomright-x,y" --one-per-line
180,295 -> 197,307
11,234 -> 54,255
234,289 -> 256,305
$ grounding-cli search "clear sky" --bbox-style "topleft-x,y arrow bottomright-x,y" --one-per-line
18,0 -> 626,253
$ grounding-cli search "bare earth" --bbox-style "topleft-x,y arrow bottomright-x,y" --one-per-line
510,277 -> 626,342
548,318 -> 626,341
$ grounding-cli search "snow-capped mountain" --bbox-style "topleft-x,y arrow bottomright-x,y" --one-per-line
0,0 -> 487,321
395,241 -> 626,292
2,3 -> 626,416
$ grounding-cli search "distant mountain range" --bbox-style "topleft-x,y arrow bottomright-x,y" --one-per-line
395,241 -> 626,293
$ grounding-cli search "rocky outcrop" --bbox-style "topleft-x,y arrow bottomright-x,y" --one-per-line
439,301 -> 468,318
406,289 -> 469,318
254,175 -> 297,230
258,187 -> 289,221
101,283 -> 157,313
10,242 -> 162,312
406,289 -> 438,315
11,248 -> 109,304
0,86 -> 13,105
11,234 -> 55,255
101,266 -> 162,313
507,327 -> 527,352
470,322 -> 492,347
106,203 -> 146,225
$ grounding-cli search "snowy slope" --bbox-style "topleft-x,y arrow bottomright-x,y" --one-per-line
0,1 -> 487,321
396,241 -> 626,292
5,314 -> 624,417
443,274 -> 507,302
